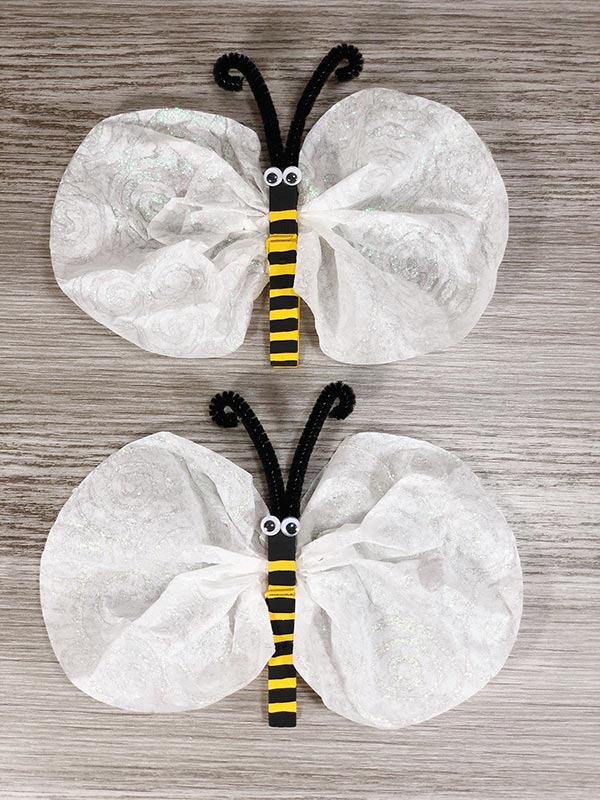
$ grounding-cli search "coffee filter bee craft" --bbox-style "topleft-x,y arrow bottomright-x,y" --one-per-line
40,383 -> 522,728
50,44 -> 509,367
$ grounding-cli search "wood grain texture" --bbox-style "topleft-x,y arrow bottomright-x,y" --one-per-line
1,1 -> 599,797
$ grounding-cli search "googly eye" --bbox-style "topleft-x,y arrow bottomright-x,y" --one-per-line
281,517 -> 300,537
283,166 -> 302,186
263,167 -> 283,187
260,515 -> 281,536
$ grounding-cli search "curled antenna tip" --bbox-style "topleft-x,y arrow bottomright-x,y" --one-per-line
324,381 -> 356,419
334,43 -> 364,82
213,52 -> 247,92
209,391 -> 240,427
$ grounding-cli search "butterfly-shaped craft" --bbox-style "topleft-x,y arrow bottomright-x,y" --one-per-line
50,44 -> 509,367
41,382 -> 522,728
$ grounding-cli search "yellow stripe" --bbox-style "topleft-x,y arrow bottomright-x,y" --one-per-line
270,330 -> 299,342
265,585 -> 296,599
269,701 -> 297,713
269,209 -> 297,222
269,288 -> 297,298
269,654 -> 294,666
269,612 -> 295,621
270,307 -> 299,321
268,677 -> 297,690
268,560 -> 296,572
267,238 -> 297,253
273,633 -> 295,643
269,263 -> 296,276
267,233 -> 297,244
270,353 -> 299,363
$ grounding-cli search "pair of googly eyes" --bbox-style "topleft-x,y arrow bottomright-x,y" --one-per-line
260,515 -> 300,537
263,166 -> 302,187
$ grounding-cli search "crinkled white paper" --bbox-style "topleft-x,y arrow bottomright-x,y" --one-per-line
295,432 -> 522,727
41,431 -> 522,727
50,89 -> 508,363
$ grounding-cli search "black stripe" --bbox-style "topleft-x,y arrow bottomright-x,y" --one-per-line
267,597 -> 295,614
268,250 -> 297,265
271,359 -> 298,367
270,219 -> 298,235
274,640 -> 294,656
269,274 -> 295,290
269,184 -> 298,211
270,338 -> 298,354
268,570 -> 296,586
268,664 -> 296,679
268,711 -> 296,727
270,619 -> 294,636
270,318 -> 299,333
270,294 -> 299,311
269,687 -> 296,704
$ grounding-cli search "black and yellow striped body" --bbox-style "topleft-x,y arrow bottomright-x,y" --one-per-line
267,183 -> 300,368
265,556 -> 297,726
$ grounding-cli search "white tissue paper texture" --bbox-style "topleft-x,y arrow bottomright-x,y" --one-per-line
50,88 -> 508,363
41,431 -> 522,727
40,433 -> 273,712
294,432 -> 522,728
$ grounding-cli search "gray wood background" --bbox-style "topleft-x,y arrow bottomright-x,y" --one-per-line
1,1 -> 598,797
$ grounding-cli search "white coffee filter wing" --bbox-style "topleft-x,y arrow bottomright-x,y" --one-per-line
40,432 -> 272,712
51,109 -> 269,357
296,88 -> 509,364
294,432 -> 522,728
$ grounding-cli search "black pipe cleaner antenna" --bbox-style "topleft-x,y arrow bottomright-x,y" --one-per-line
209,382 -> 356,517
209,390 -> 286,517
213,52 -> 285,167
285,43 -> 363,166
213,44 -> 363,169
285,382 -> 355,517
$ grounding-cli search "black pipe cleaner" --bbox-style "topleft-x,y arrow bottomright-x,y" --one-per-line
209,382 -> 356,517
285,382 -> 356,517
209,390 -> 286,517
285,44 -> 363,166
213,44 -> 364,169
213,52 -> 285,167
